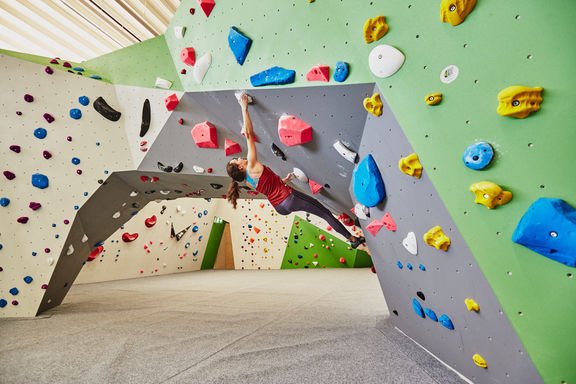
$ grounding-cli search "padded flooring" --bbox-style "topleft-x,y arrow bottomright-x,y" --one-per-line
0,269 -> 466,384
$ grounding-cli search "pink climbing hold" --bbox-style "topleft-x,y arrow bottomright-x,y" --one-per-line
191,121 -> 219,148
308,179 -> 323,194
224,138 -> 242,156
3,171 -> 16,180
382,212 -> 397,232
9,145 -> 21,153
122,232 -> 139,242
29,202 -> 42,211
366,219 -> 384,236
197,0 -> 215,17
164,94 -> 180,111
17,217 -> 29,224
180,47 -> 196,66
306,65 -> 330,82
278,115 -> 313,147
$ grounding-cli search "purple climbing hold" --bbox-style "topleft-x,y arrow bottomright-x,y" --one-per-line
24,94 -> 34,102
12,300 -> 18,306
43,150 -> 52,159
16,111 -> 22,116
66,136 -> 72,142
63,219 -> 70,225
45,66 -> 54,75
76,169 -> 83,175
63,62 -> 72,68
43,113 -> 55,123
17,217 -> 29,224
3,171 -> 16,180
9,145 -> 21,153
29,202 -> 42,211
50,58 -> 59,64
41,284 -> 48,289
44,248 -> 50,253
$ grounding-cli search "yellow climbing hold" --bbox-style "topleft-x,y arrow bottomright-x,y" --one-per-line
423,226 -> 451,252
440,0 -> 477,26
469,181 -> 513,209
473,354 -> 488,369
425,93 -> 443,106
497,86 -> 543,118
398,153 -> 423,178
363,16 -> 389,43
465,298 -> 480,312
363,93 -> 383,117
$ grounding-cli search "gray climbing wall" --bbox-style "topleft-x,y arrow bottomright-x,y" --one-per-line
352,86 -> 542,383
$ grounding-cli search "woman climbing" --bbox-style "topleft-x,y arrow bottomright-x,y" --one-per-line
226,93 -> 366,249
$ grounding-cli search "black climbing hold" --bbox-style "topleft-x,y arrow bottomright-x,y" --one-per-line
140,99 -> 151,137
271,143 -> 286,161
97,179 -> 104,184
392,310 -> 399,316
158,162 -> 173,173
160,205 -> 167,214
175,225 -> 191,241
170,223 -> 176,238
324,184 -> 331,189
131,202 -> 140,209
144,190 -> 156,194
417,291 -> 426,301
210,183 -> 223,190
173,162 -> 184,173
174,190 -> 183,194
93,96 -> 121,122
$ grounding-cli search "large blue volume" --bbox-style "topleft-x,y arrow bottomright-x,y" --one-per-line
250,66 -> 296,87
512,198 -> 576,267
353,154 -> 386,207
228,27 -> 252,65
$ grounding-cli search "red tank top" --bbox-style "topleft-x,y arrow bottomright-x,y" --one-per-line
256,166 -> 293,206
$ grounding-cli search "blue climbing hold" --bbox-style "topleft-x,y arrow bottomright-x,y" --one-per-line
0,299 -> 6,308
462,142 -> 494,170
31,173 -> 49,189
333,61 -> 350,82
0,244 -> 3,250
198,212 -> 203,218
298,254 -> 303,259
79,96 -> 90,106
512,198 -> 576,267
71,157 -> 81,165
34,128 -> 47,139
72,67 -> 85,72
23,276 -> 33,284
0,197 -> 10,207
439,314 -> 455,330
353,154 -> 386,207
90,75 -> 102,80
406,263 -> 413,270
412,298 -> 425,318
32,251 -> 37,256
396,261 -> 403,269
70,108 -> 82,120
192,225 -> 199,232
250,66 -> 296,87
9,287 -> 19,296
228,26 -> 252,65
204,210 -> 208,215
424,308 -> 438,322
418,264 -> 426,271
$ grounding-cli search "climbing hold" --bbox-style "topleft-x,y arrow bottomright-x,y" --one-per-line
155,77 -> 173,89
396,261 -> 403,269
66,244 -> 74,255
333,140 -> 358,163
174,26 -> 186,39
472,354 -> 488,369
69,108 -> 82,120
353,154 -> 385,207
439,314 -> 455,330
194,53 -> 212,84
319,234 -> 326,241
43,150 -> 52,159
338,213 -> 354,226
44,66 -> 54,75
465,298 -> 480,312
122,233 -> 139,242
24,94 -> 34,102
398,153 -> 423,178
364,15 -> 389,43
368,45 -> 405,78
278,115 -> 313,146
193,165 -> 205,173
9,287 -> 19,295
165,94 -> 180,111
78,96 -> 89,106
17,217 -> 29,224
309,179 -> 323,194
469,181 -> 512,209
43,113 -> 55,123
145,215 -> 157,228
425,93 -> 443,106
250,66 -> 296,87
29,202 -> 41,211
4,171 -> 16,180
292,168 -> 308,183
228,27 -> 252,65
462,142 -> 494,170
225,138 -> 242,156
271,143 -> 286,161
440,0 -> 477,26
406,263 -> 413,270
173,162 -> 183,173
23,276 -> 33,284
363,93 -> 383,117
333,61 -> 349,82
140,99 -> 151,138
210,183 -> 223,190
0,299 -> 6,308
34,128 -> 47,139
31,173 -> 49,189
353,203 -> 370,220
412,298 -> 425,318
423,226 -> 451,251
339,257 -> 346,264
424,308 -> 438,322
440,64 -> 459,84
381,212 -> 396,231
197,0 -> 215,17
93,96 -> 121,121
181,47 -> 196,66
191,121 -> 218,148
87,246 -> 103,261
366,219 -> 384,236
0,197 -> 10,207
306,65 -> 330,82
497,86 -> 543,118
419,264 -> 426,271
403,232 -> 418,255
9,145 -> 21,153
71,157 -> 80,165
158,162 -> 173,173
512,198 -> 576,267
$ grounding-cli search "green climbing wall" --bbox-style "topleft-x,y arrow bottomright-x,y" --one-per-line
281,216 -> 372,269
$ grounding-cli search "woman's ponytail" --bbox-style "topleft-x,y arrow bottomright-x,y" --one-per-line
227,181 -> 240,209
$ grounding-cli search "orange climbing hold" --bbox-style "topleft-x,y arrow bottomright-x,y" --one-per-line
191,121 -> 219,148
309,179 -> 323,194
225,138 -> 242,156
278,115 -> 313,146
249,237 -> 255,243
197,0 -> 215,17
164,94 -> 180,111
306,65 -> 330,82
253,227 -> 261,234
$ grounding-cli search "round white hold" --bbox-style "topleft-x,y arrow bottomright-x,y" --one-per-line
368,45 -> 406,78
440,65 -> 459,84
292,168 -> 308,183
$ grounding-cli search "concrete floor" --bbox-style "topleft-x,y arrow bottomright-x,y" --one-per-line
0,269 -> 465,384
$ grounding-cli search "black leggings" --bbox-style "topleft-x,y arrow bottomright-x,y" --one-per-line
274,190 -> 352,239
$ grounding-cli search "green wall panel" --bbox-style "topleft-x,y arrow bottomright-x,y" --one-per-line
201,220 -> 226,270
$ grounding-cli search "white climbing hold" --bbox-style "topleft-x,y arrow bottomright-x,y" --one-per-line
440,65 -> 459,84
112,211 -> 121,219
176,205 -> 182,212
66,244 -> 74,255
155,77 -> 173,89
194,53 -> 212,84
193,165 -> 205,173
81,234 -> 89,243
234,90 -> 254,104
402,232 -> 418,255
292,168 -> 308,183
354,203 -> 370,220
160,190 -> 171,195
312,261 -> 319,266
368,44 -> 405,78
174,26 -> 186,39
129,191 -> 138,197
47,257 -> 54,266
333,140 -> 358,163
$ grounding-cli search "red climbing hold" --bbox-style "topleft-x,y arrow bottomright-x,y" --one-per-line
371,265 -> 377,274
180,47 -> 196,66
339,257 -> 346,264
306,65 -> 330,82
308,179 -> 323,194
278,115 -> 313,147
225,138 -> 242,156
382,212 -> 397,232
122,232 -> 139,242
197,0 -> 215,17
366,219 -> 384,236
165,94 -> 180,111
151,176 -> 159,183
319,234 -> 326,241
145,215 -> 157,228
140,175 -> 149,182
87,246 -> 103,261
191,121 -> 218,148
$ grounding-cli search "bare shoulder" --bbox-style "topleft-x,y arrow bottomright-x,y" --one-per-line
248,161 -> 264,178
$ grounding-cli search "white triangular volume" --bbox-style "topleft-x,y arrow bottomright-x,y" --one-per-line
354,203 -> 369,220
194,53 -> 212,84
174,26 -> 186,39
312,261 -> 319,266
402,232 -> 418,255
81,234 -> 89,243
292,168 -> 308,183
155,77 -> 173,89
66,244 -> 74,255
333,140 -> 358,163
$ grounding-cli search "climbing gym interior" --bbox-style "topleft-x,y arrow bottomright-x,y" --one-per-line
0,1 -> 574,383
